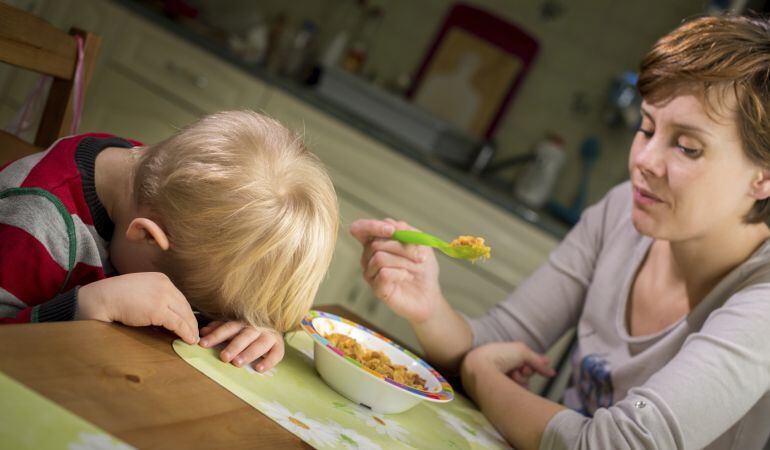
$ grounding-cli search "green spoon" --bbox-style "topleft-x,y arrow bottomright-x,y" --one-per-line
391,230 -> 491,261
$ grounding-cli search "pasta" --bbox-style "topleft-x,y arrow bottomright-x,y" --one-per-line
450,235 -> 491,259
325,333 -> 427,390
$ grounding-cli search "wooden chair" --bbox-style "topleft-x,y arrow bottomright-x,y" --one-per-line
0,2 -> 101,165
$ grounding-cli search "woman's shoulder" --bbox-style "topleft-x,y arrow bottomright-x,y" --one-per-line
576,181 -> 636,241
598,181 -> 633,219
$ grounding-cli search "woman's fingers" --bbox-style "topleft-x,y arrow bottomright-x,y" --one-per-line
372,267 -> 411,303
511,369 -> 529,386
349,219 -> 395,245
521,350 -> 556,378
383,218 -> 418,232
364,250 -> 420,282
370,239 -> 424,263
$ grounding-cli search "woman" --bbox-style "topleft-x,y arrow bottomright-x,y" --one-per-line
350,15 -> 770,450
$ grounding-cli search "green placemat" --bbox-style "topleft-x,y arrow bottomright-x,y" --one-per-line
0,371 -> 135,450
173,331 -> 511,450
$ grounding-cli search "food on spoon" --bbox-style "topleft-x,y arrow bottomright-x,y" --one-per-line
450,235 -> 491,260
324,333 -> 427,390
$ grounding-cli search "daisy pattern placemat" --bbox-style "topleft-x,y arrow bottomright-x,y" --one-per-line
173,331 -> 511,450
0,371 -> 135,450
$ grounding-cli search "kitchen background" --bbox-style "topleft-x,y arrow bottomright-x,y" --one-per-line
1,0 -> 768,392
191,0 -> 761,215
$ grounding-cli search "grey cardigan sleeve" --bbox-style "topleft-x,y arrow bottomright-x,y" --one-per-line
466,184 -> 626,353
540,283 -> 770,450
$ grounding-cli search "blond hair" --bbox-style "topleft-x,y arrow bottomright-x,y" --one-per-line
134,110 -> 338,332
638,14 -> 770,223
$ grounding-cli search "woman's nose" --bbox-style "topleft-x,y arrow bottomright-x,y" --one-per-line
631,138 -> 666,178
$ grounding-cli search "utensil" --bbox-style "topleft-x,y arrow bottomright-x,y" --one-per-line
391,230 -> 490,260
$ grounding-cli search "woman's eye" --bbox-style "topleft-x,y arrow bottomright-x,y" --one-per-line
637,127 -> 654,138
677,145 -> 702,158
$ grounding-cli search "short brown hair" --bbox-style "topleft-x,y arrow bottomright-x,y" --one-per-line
638,15 -> 770,223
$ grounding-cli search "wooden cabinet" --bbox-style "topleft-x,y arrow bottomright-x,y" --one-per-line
106,10 -> 268,115
78,64 -> 200,144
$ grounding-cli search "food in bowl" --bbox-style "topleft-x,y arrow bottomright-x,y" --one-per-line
301,310 -> 453,414
324,333 -> 427,390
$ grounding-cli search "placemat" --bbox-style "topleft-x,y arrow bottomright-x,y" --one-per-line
0,371 -> 135,450
173,331 -> 511,450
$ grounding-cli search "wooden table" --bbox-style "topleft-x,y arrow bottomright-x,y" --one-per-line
0,305 -> 391,449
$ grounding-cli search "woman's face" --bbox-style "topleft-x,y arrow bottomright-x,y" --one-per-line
628,93 -> 765,240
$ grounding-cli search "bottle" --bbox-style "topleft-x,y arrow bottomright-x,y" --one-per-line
281,20 -> 319,79
341,5 -> 382,74
514,134 -> 566,208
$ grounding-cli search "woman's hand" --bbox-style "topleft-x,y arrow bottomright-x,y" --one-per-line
76,272 -> 200,345
461,342 -> 565,449
462,342 -> 555,397
199,321 -> 285,372
349,218 -> 444,324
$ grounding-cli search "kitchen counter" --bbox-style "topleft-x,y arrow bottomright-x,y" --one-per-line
115,0 -> 569,238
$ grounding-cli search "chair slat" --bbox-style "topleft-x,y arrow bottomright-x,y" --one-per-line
0,132 -> 42,166
0,2 -> 77,79
35,30 -> 102,147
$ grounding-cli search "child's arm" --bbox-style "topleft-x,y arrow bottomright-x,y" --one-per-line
198,321 -> 284,372
76,272 -> 200,344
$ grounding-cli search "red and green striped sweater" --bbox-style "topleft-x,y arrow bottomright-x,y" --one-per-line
0,133 -> 140,323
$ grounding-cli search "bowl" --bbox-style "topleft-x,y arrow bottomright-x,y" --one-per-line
301,310 -> 453,414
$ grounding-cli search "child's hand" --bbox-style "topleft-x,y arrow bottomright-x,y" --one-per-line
76,272 -> 199,344
198,321 -> 285,372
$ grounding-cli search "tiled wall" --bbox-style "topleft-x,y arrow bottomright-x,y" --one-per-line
199,0 -> 707,207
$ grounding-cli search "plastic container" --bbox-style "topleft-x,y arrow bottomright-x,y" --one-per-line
301,310 -> 453,414
514,134 -> 566,208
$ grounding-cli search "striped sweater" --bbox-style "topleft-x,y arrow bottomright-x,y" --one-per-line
0,134 -> 139,323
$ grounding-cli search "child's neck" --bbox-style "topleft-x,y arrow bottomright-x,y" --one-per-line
94,146 -> 142,233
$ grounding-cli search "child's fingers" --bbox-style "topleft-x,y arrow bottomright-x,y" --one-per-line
220,327 -> 261,363
233,333 -> 277,367
199,320 -> 225,336
199,321 -> 244,349
254,341 -> 285,372
159,303 -> 199,345
166,293 -> 200,344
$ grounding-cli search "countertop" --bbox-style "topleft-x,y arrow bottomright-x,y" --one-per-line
115,0 -> 569,238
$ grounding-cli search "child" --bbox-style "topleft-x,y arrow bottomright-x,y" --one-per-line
0,110 -> 339,372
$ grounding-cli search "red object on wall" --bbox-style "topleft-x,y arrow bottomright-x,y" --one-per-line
407,3 -> 539,139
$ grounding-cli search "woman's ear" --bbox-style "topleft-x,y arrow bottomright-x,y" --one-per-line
125,218 -> 170,250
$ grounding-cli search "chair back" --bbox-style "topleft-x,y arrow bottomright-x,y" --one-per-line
0,3 -> 101,165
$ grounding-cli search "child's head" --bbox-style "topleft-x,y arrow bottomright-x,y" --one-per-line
131,110 -> 338,332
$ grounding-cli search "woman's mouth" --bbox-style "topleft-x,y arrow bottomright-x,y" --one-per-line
633,186 -> 663,206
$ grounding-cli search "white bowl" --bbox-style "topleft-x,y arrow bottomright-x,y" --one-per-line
301,310 -> 453,414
